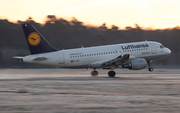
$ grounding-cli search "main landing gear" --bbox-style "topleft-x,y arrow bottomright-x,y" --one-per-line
148,61 -> 153,72
91,69 -> 98,76
108,71 -> 116,77
91,69 -> 116,77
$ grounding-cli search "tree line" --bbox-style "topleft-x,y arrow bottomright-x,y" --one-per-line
0,15 -> 179,68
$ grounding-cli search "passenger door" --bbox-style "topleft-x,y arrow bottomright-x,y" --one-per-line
59,53 -> 65,64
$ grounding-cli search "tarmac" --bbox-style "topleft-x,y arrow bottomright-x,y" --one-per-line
0,69 -> 180,113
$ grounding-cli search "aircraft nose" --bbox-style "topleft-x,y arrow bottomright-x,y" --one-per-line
165,48 -> 171,55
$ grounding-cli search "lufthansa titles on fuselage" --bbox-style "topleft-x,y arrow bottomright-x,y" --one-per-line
121,44 -> 149,50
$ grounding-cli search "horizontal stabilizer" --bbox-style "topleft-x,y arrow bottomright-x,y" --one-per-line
13,56 -> 24,62
13,56 -> 24,59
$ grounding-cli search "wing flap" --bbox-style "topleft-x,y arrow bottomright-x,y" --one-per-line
89,54 -> 130,68
102,54 -> 130,66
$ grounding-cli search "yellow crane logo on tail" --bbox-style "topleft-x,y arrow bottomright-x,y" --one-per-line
28,32 -> 41,46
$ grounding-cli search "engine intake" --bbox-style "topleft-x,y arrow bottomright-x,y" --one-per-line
122,58 -> 147,70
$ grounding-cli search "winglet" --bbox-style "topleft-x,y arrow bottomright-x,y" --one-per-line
22,24 -> 57,54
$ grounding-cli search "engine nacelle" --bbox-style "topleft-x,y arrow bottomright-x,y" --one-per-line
122,58 -> 147,70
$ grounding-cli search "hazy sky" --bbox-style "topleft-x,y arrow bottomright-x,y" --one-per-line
0,0 -> 180,29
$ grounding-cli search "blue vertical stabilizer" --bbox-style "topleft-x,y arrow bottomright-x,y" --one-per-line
22,24 -> 57,54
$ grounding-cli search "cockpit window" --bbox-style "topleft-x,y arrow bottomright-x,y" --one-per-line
160,45 -> 165,49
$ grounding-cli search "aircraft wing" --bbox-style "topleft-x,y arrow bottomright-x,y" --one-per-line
89,54 -> 134,68
102,54 -> 130,66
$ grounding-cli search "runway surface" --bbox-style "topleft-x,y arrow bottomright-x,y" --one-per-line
0,69 -> 180,113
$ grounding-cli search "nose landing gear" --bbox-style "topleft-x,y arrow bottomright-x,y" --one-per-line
148,67 -> 153,71
148,61 -> 153,72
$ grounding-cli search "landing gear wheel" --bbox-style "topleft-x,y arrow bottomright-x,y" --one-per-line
148,67 -> 153,72
108,71 -> 116,77
91,71 -> 98,76
147,61 -> 153,72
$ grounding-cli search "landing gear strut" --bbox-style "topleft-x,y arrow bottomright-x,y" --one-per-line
108,71 -> 116,77
91,69 -> 98,76
148,61 -> 153,72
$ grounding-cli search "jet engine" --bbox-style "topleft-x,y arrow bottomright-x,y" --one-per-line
122,58 -> 147,70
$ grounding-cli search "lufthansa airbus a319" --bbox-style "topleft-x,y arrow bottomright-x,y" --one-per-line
14,24 -> 171,77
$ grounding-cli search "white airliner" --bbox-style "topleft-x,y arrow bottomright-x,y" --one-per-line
14,24 -> 171,77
